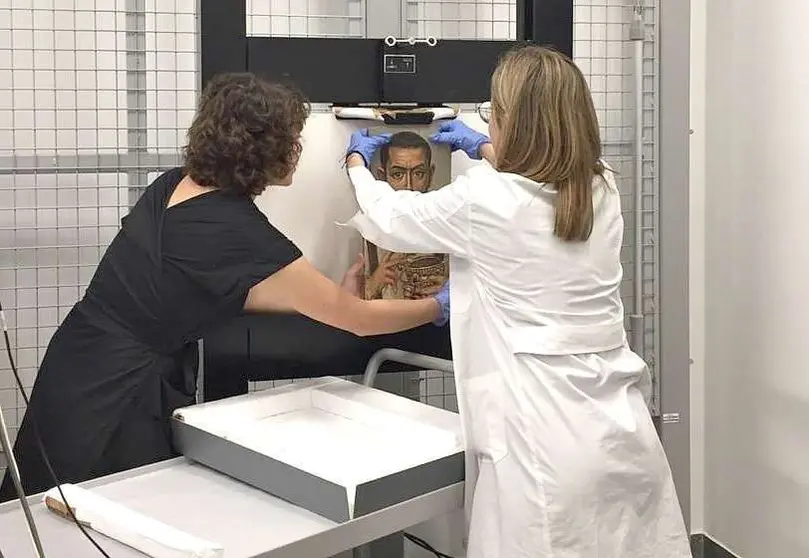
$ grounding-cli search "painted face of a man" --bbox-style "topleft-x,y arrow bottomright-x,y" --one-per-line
378,147 -> 434,192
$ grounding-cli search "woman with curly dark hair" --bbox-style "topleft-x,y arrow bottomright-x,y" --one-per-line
0,73 -> 449,501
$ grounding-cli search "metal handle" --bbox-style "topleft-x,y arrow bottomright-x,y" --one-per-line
383,35 -> 438,47
362,348 -> 453,387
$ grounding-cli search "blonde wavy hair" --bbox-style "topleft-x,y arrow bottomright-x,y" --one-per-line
491,45 -> 604,242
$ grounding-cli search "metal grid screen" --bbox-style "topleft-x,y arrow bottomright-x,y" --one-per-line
0,0 -> 199,454
247,0 -> 366,38
0,0 -> 660,458
404,0 -> 517,39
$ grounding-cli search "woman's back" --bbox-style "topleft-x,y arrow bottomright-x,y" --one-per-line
84,167 -> 299,355
463,164 -> 626,333
452,163 -> 686,558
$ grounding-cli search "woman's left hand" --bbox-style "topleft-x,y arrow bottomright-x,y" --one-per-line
340,253 -> 366,297
432,281 -> 450,326
346,129 -> 392,167
430,120 -> 490,160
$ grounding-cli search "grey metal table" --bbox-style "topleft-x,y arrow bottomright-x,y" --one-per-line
0,458 -> 463,558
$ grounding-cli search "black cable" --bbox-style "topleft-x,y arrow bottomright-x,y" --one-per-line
404,532 -> 456,558
0,300 -> 110,557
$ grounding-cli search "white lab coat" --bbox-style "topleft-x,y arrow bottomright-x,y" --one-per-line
346,163 -> 691,558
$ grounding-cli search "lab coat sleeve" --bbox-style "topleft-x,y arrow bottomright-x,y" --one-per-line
346,165 -> 471,256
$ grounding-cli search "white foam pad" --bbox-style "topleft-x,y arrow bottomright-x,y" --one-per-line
43,484 -> 224,558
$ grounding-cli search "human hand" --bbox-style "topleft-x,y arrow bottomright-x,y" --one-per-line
367,252 -> 398,298
429,120 -> 490,160
432,281 -> 450,326
340,253 -> 366,297
346,129 -> 392,167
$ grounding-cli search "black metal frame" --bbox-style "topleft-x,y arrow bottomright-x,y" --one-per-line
517,0 -> 574,50
199,0 -> 574,103
197,0 -> 573,397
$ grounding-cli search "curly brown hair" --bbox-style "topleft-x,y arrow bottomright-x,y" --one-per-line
183,73 -> 310,197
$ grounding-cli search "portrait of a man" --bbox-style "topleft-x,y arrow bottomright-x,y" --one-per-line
362,129 -> 451,301
373,131 -> 435,193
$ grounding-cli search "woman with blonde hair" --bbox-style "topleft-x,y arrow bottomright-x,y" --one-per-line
345,46 -> 691,557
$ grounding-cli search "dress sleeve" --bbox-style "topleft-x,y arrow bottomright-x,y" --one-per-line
166,201 -> 302,305
238,208 -> 303,291
346,165 -> 471,257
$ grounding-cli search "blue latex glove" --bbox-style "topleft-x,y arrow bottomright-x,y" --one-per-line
430,120 -> 490,160
346,129 -> 392,167
432,281 -> 450,327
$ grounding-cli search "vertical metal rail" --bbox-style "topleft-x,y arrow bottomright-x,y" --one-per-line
650,0 -> 663,417
0,403 -> 44,557
357,348 -> 453,558
125,0 -> 148,206
630,1 -> 646,361
196,338 -> 205,404
0,304 -> 44,557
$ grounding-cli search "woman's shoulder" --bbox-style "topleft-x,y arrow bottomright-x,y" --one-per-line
148,167 -> 185,197
463,165 -> 551,204
211,196 -> 294,245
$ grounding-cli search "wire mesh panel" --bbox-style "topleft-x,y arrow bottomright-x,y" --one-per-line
404,0 -> 516,40
247,0 -> 366,38
144,1 -> 198,159
1,2 -> 127,448
574,0 -> 660,414
0,0 -> 199,461
404,0 -> 661,415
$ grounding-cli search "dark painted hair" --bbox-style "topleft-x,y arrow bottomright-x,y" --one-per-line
379,131 -> 432,168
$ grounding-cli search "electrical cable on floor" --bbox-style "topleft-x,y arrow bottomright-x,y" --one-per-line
404,532 -> 456,558
0,300 -> 111,557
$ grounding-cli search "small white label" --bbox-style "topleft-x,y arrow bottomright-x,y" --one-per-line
662,413 -> 681,424
384,54 -> 416,74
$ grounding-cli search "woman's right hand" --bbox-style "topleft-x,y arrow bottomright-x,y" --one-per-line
430,120 -> 491,160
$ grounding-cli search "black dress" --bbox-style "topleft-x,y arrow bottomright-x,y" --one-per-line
0,168 -> 302,502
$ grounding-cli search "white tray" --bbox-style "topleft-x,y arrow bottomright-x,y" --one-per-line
172,377 -> 464,523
